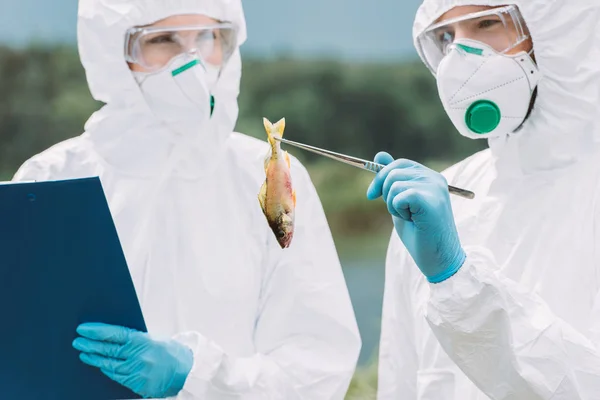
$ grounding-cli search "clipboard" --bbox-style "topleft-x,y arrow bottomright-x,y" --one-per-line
0,177 -> 147,399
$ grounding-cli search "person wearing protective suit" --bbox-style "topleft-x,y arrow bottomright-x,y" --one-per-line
12,0 -> 361,398
370,2 -> 600,399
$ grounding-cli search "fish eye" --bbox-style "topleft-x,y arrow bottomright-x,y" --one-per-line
278,230 -> 285,238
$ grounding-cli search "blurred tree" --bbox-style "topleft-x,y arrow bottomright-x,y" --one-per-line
0,45 -> 101,177
236,58 -> 487,165
0,44 -> 487,180
0,45 -> 489,381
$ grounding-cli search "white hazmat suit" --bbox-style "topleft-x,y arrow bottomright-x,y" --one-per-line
377,0 -> 600,399
12,0 -> 361,398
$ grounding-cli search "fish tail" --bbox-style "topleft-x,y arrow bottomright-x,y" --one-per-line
272,117 -> 286,138
263,117 -> 274,146
263,117 -> 286,144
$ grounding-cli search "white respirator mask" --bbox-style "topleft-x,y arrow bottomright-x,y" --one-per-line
416,5 -> 542,139
132,53 -> 221,132
436,39 -> 541,139
124,22 -> 238,134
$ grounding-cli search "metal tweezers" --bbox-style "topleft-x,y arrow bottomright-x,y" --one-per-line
274,137 -> 475,200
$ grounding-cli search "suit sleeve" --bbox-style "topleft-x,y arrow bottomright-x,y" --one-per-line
425,246 -> 600,400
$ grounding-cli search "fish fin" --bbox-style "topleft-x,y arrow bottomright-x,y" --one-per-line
258,181 -> 267,213
272,117 -> 286,138
292,189 -> 296,207
263,117 -> 274,146
285,151 -> 291,168
263,148 -> 272,171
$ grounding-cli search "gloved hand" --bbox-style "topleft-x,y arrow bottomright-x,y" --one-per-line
366,151 -> 466,283
72,322 -> 193,398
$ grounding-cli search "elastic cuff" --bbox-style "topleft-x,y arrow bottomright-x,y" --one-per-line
427,249 -> 467,284
171,331 -> 225,396
166,344 -> 194,396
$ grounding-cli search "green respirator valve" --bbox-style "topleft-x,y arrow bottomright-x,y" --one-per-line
465,100 -> 501,134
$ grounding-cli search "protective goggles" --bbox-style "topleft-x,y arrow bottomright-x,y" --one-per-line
416,5 -> 530,74
124,22 -> 238,72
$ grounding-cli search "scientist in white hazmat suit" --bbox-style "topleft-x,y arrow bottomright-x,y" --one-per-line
12,0 -> 361,398
368,1 -> 600,399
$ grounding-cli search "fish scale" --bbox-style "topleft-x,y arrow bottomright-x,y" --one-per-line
258,117 -> 297,249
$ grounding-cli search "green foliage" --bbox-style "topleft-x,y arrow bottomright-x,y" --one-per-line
235,58 -> 486,166
345,358 -> 379,399
0,45 -> 487,395
0,45 -> 484,240
306,160 -> 391,235
0,45 -> 102,175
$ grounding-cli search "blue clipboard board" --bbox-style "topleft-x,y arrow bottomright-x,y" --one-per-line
0,177 -> 147,399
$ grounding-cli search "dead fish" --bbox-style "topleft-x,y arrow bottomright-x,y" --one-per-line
258,117 -> 296,248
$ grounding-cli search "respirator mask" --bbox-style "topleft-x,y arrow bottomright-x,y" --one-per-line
124,21 -> 237,131
416,5 -> 541,139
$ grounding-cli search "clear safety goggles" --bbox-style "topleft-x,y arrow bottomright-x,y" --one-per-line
416,5 -> 530,74
124,22 -> 238,72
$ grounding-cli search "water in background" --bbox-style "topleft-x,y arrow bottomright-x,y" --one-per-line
341,257 -> 385,366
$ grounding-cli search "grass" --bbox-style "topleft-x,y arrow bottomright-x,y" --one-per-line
346,360 -> 379,399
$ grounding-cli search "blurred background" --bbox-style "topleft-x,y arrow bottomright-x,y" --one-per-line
0,0 -> 487,397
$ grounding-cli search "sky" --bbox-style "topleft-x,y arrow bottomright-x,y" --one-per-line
0,0 -> 424,62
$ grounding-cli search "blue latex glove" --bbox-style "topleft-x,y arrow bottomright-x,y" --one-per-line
366,152 -> 466,283
72,322 -> 193,398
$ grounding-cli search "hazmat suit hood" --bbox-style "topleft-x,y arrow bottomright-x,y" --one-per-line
413,0 -> 600,177
11,1 -> 363,397
377,2 -> 600,398
77,0 -> 247,178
